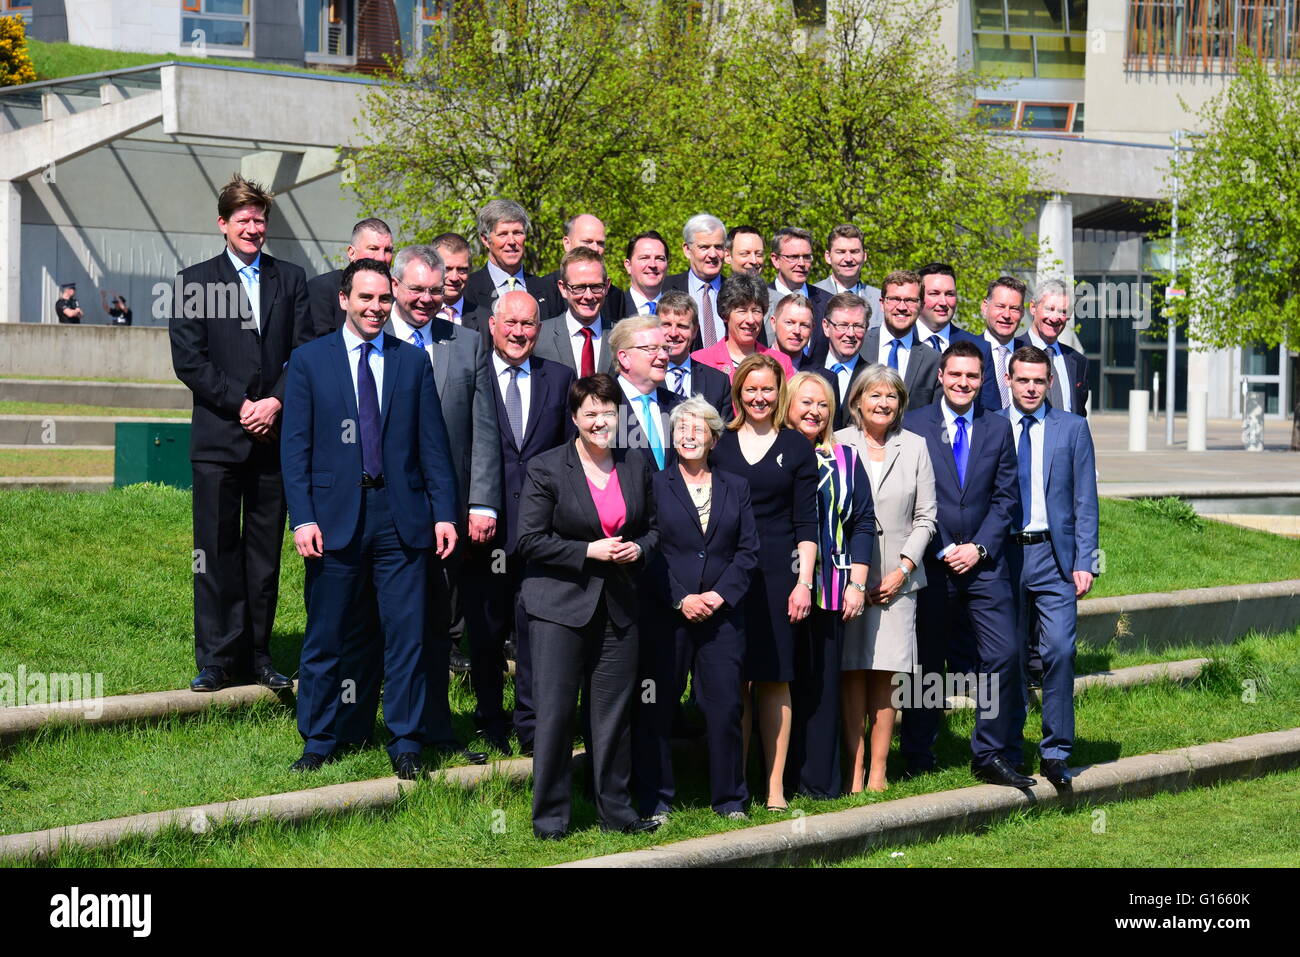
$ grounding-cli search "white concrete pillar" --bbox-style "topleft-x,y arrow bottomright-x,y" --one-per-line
1187,390 -> 1208,452
1037,193 -> 1081,351
1128,390 -> 1149,451
0,181 -> 19,324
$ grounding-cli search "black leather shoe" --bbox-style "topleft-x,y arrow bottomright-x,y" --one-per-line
901,758 -> 937,781
190,666 -> 230,693
1041,758 -> 1073,786
972,755 -> 1036,788
534,829 -> 566,841
255,666 -> 293,690
290,751 -> 334,772
432,746 -> 488,766
503,640 -> 518,662
620,817 -> 662,835
1027,673 -> 1043,692
449,648 -> 472,674
393,753 -> 425,780
484,731 -> 512,755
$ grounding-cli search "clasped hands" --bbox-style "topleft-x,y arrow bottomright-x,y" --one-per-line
586,536 -> 641,564
680,591 -> 724,623
240,397 -> 281,442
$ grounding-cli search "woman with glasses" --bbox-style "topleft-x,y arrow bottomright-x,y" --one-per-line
692,274 -> 796,381
835,365 -> 936,792
517,374 -> 660,839
783,372 -> 874,800
709,354 -> 817,811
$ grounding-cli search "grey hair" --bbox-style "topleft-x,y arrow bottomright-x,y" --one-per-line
1033,278 -> 1071,305
476,199 -> 532,241
846,363 -> 908,436
683,213 -> 726,245
391,244 -> 444,283
669,395 -> 724,443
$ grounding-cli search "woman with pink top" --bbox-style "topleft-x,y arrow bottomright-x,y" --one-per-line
517,373 -> 660,840
691,274 -> 797,381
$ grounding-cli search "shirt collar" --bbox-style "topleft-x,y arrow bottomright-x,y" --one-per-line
566,310 -> 602,337
492,352 -> 530,378
941,398 -> 973,431
826,350 -> 859,371
883,326 -> 914,348
342,323 -> 383,355
1009,403 -> 1047,427
1027,328 -> 1057,354
667,356 -> 692,373
774,277 -> 807,298
630,287 -> 658,310
689,271 -> 720,294
486,259 -> 525,290
984,329 -> 1014,350
619,374 -> 656,403
227,248 -> 262,277
387,310 -> 430,346
925,324 -> 950,347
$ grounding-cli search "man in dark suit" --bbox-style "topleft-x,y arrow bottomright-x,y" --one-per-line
810,292 -> 872,430
432,232 -> 474,327
767,227 -> 832,323
903,340 -> 1029,788
1015,279 -> 1090,416
621,231 -> 669,317
999,346 -> 1099,787
462,199 -> 558,328
771,293 -> 817,371
280,258 -> 459,778
169,174 -> 308,693
656,290 -> 732,417
532,247 -> 613,376
304,218 -> 394,340
463,290 -> 576,755
609,315 -> 683,470
814,224 -> 882,328
662,213 -> 727,351
863,269 -> 941,410
539,214 -> 625,324
725,225 -> 766,279
916,263 -> 1000,413
980,275 -> 1029,411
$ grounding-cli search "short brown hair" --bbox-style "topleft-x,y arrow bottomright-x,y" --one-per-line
217,174 -> 273,222
568,372 -> 620,416
656,289 -> 697,325
1008,345 -> 1053,378
826,224 -> 864,246
881,269 -> 921,296
985,275 -> 1027,301
560,246 -> 606,283
432,232 -> 472,257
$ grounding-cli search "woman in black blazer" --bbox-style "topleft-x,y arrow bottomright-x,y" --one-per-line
633,396 -> 761,821
516,374 -> 660,839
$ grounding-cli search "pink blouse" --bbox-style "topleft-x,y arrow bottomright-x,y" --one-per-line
587,468 -> 626,537
690,339 -> 797,381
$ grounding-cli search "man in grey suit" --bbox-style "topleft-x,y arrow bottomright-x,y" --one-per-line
813,224 -> 882,330
532,247 -> 613,377
862,269 -> 940,410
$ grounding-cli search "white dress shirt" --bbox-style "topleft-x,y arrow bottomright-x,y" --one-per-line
918,323 -> 950,354
1009,403 -> 1049,533
1027,328 -> 1072,412
618,374 -> 663,449
486,260 -> 527,300
387,311 -> 435,365
492,352 -> 533,431
876,327 -> 913,379
341,322 -> 384,412
629,287 -> 660,316
688,272 -> 724,344
441,297 -> 464,324
773,277 -> 810,300
565,310 -> 604,371
227,248 -> 261,333
936,398 -> 975,558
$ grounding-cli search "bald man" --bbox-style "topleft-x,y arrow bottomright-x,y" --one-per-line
541,214 -> 625,324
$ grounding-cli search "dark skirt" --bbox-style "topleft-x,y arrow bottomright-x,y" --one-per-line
742,551 -> 804,682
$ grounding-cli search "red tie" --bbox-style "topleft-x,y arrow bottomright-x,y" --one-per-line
579,326 -> 595,378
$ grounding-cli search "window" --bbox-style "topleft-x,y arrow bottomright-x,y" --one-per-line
1127,0 -> 1300,72
973,0 -> 1087,79
974,99 -> 1081,133
182,0 -> 251,51
304,0 -> 354,58
417,0 -> 450,50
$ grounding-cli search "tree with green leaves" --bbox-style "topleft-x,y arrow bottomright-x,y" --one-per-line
1157,56 -> 1300,351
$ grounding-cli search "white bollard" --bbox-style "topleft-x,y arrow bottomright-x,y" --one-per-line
1128,389 -> 1149,451
1243,391 -> 1265,452
1187,390 -> 1208,452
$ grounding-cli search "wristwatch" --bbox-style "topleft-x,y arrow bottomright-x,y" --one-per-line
975,543 -> 989,562
846,581 -> 867,593
798,580 -> 814,590
897,565 -> 912,582
673,598 -> 684,610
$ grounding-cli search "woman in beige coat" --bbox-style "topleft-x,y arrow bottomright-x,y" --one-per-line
835,365 -> 936,792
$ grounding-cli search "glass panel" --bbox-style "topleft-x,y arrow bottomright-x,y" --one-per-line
973,100 -> 1017,128
1086,358 -> 1102,409
1244,343 -> 1280,376
1019,102 -> 1072,129
793,0 -> 828,25
204,0 -> 249,15
1076,307 -> 1101,353
1104,373 -> 1132,411
304,0 -> 326,54
974,32 -> 1035,77
393,0 -> 416,51
1006,0 -> 1065,32
1072,101 -> 1085,132
182,16 -> 249,47
973,0 -> 1007,30
1065,0 -> 1088,33
1034,33 -> 1086,78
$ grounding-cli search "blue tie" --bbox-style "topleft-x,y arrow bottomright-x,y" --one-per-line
888,338 -> 901,370
637,394 -> 664,469
1018,416 -> 1034,529
928,335 -> 943,352
952,414 -> 968,488
410,329 -> 424,349
647,300 -> 657,315
358,342 -> 383,480
831,362 -> 848,375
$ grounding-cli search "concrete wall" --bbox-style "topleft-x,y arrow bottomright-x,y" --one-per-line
253,0 -> 306,64
61,0 -> 183,56
0,324 -> 175,380
29,0 -> 69,44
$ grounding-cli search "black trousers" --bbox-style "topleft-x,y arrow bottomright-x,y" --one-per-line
632,603 -> 747,816
787,608 -> 844,799
530,596 -> 639,836
461,546 -> 531,742
191,451 -> 285,676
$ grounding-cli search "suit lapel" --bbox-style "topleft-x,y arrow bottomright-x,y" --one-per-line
216,253 -> 257,334
613,452 -> 639,534
665,465 -> 703,537
1042,408 -> 1060,485
931,408 -> 960,490
565,445 -> 604,540
330,332 -> 359,422
878,433 -> 903,489
380,334 -> 400,432
962,409 -> 990,500
258,255 -> 280,331
521,359 -> 547,448
429,318 -> 452,396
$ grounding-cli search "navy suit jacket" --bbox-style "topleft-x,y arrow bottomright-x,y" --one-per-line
903,401 -> 1019,575
999,406 -> 1099,577
1014,335 -> 1090,417
683,360 -> 733,420
647,466 -> 760,608
491,355 -> 576,554
280,331 -> 458,550
463,265 -> 559,331
915,326 -> 1000,413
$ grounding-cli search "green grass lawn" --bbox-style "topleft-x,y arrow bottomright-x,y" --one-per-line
26,39 -> 370,82
0,402 -> 189,419
8,631 -> 1296,867
823,767 -> 1300,868
0,449 -> 113,477
0,485 -> 1297,698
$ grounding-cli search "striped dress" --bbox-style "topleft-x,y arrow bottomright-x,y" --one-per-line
812,442 -> 876,611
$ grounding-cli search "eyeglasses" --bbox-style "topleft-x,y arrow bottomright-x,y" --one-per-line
777,253 -> 814,262
394,277 -> 440,297
630,345 -> 670,356
562,282 -> 607,296
883,296 -> 921,306
826,321 -> 867,334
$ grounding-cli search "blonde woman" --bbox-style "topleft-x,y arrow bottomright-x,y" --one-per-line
835,365 -> 936,792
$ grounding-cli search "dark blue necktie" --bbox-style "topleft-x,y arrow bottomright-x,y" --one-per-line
1018,416 -> 1035,528
358,342 -> 383,480
952,414 -> 968,488
888,338 -> 901,370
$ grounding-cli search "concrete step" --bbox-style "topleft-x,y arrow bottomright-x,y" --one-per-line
0,476 -> 114,492
0,415 -> 184,447
0,378 -> 189,410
